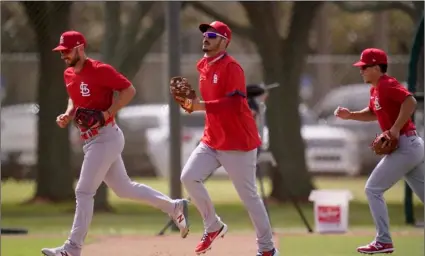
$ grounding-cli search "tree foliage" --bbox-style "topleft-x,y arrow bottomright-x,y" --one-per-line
333,1 -> 424,24
2,2 -> 417,55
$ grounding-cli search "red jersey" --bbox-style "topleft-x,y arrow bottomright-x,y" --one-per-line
368,75 -> 416,134
197,52 -> 261,151
64,58 -> 131,118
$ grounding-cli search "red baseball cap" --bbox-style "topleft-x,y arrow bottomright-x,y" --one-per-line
353,48 -> 388,67
199,21 -> 232,42
52,31 -> 86,52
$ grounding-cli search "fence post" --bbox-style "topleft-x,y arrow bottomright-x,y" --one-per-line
405,15 -> 424,225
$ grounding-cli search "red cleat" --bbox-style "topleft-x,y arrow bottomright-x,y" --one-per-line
195,224 -> 228,255
357,241 -> 394,254
256,248 -> 280,256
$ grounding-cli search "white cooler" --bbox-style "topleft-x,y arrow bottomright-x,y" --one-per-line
308,189 -> 354,234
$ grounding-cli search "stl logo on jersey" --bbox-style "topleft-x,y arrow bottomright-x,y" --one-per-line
213,74 -> 218,84
373,96 -> 382,110
80,82 -> 91,97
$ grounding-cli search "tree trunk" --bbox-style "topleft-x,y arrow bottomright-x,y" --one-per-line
22,1 -> 74,202
89,1 -> 124,213
242,2 -> 322,202
271,2 -> 323,201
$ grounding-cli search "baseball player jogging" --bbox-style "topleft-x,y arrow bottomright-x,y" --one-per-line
169,21 -> 279,256
41,31 -> 189,256
334,48 -> 424,254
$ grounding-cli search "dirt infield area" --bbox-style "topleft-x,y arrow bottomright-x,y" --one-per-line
82,233 -> 278,256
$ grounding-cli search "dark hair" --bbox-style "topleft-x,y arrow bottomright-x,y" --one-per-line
378,64 -> 388,73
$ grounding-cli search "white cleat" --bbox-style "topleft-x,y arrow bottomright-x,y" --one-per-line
41,246 -> 74,256
171,199 -> 190,238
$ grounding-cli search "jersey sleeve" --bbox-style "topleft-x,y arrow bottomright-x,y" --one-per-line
98,64 -> 132,90
380,81 -> 413,104
224,62 -> 246,97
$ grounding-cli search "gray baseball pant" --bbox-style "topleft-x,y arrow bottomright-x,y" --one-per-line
65,124 -> 179,255
365,134 -> 424,243
180,142 -> 274,251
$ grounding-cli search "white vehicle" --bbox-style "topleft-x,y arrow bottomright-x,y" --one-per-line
1,103 -> 39,166
1,103 -> 80,167
260,104 -> 362,176
117,104 -> 208,177
262,125 -> 361,176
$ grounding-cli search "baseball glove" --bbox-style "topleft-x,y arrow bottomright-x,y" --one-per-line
170,76 -> 197,113
370,130 -> 399,155
74,107 -> 106,129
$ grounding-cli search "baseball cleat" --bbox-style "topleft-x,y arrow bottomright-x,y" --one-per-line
195,223 -> 228,255
171,199 -> 190,238
256,248 -> 280,256
357,241 -> 394,254
41,246 -> 73,256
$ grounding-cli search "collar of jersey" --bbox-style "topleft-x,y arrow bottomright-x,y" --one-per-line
204,51 -> 227,65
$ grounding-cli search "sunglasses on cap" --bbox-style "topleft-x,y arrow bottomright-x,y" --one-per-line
203,32 -> 228,40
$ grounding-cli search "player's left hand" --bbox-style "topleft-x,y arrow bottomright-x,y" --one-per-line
382,127 -> 400,149
190,98 -> 203,111
74,108 -> 106,129
370,130 -> 399,155
389,127 -> 400,140
102,111 -> 111,122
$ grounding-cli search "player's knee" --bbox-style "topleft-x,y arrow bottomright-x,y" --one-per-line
180,171 -> 196,186
180,172 -> 190,185
75,188 -> 95,200
364,185 -> 382,196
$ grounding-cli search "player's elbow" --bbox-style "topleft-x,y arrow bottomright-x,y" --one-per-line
409,95 -> 417,107
123,85 -> 136,99
403,95 -> 417,113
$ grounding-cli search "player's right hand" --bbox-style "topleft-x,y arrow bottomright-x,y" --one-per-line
56,113 -> 71,128
334,106 -> 351,120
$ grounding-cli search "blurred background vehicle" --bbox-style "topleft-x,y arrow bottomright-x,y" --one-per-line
262,104 -> 362,176
2,102 -> 363,179
1,103 -> 157,179
313,83 -> 382,174
117,104 -> 206,177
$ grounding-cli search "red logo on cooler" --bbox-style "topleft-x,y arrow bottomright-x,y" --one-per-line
318,206 -> 341,223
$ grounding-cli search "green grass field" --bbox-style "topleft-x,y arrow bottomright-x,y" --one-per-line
2,176 -> 423,255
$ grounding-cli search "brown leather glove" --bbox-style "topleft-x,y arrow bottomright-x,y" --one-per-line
170,76 -> 197,113
370,130 -> 399,155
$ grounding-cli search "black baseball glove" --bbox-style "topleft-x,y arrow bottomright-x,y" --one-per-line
74,107 -> 106,129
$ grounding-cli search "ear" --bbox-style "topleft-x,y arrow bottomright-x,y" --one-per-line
76,45 -> 85,56
373,65 -> 381,72
220,38 -> 228,49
